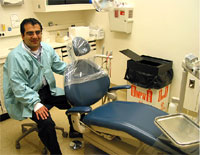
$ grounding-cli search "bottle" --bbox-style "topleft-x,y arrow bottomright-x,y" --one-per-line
168,102 -> 178,114
55,31 -> 64,43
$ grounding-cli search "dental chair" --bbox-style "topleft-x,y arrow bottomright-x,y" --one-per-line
64,37 -> 199,155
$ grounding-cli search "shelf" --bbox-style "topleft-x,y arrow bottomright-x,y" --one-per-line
0,28 -> 20,39
44,25 -> 68,32
32,0 -> 95,12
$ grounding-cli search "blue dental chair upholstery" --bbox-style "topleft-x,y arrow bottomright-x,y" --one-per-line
64,59 -> 186,154
83,101 -> 185,154
83,101 -> 167,146
64,59 -> 110,107
64,37 -> 186,154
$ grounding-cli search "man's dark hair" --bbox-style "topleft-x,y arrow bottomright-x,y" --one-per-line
20,18 -> 43,35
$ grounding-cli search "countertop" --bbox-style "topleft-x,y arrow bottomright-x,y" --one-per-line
0,41 -> 68,64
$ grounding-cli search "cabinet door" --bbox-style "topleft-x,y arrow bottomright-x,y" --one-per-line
183,74 -> 199,113
54,47 -> 67,89
54,73 -> 64,89
0,63 -> 7,114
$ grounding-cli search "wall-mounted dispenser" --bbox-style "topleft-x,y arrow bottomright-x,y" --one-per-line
1,0 -> 24,6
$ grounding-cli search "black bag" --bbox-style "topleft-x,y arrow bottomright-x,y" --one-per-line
121,49 -> 173,89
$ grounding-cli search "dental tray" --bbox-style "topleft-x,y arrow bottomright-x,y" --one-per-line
154,113 -> 200,148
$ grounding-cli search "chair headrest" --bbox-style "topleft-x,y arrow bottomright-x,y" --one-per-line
72,37 -> 91,56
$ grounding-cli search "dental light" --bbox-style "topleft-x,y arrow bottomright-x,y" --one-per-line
90,0 -> 134,33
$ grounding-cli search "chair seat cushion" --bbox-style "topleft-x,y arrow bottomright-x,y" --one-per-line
83,101 -> 167,146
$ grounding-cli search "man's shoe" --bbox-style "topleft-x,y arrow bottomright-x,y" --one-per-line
69,131 -> 83,138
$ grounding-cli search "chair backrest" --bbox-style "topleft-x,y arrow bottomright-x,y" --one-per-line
64,59 -> 110,106
64,37 -> 110,106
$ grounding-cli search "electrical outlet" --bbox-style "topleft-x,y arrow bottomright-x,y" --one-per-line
0,29 -> 20,38
189,79 -> 195,88
0,33 -> 5,37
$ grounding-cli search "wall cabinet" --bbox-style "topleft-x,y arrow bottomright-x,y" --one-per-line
32,0 -> 94,12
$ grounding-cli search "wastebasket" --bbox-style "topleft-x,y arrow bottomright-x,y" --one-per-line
120,49 -> 174,111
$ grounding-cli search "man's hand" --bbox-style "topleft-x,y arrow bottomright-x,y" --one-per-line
35,105 -> 49,120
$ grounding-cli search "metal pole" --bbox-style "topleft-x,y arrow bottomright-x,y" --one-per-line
177,69 -> 188,113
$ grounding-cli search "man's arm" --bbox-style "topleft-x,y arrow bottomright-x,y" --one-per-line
4,53 -> 41,112
50,48 -> 67,75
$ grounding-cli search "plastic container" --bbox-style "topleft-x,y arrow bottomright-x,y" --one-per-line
168,102 -> 178,114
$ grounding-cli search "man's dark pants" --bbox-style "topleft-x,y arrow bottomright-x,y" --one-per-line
31,85 -> 73,155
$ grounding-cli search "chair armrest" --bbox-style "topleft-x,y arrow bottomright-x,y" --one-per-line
66,106 -> 92,115
108,85 -> 131,92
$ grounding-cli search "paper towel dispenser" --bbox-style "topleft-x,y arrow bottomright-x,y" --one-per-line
1,0 -> 24,6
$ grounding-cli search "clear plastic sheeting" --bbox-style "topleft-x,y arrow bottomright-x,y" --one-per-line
64,59 -> 107,86
66,37 -> 91,62
64,37 -> 108,86
72,37 -> 90,56
92,0 -> 115,12
92,0 -> 125,12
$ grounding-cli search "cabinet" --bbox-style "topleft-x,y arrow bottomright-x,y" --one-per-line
183,73 -> 199,113
0,62 -> 5,115
0,50 -> 10,121
32,0 -> 94,12
53,45 -> 68,89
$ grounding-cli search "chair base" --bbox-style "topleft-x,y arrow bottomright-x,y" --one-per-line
16,123 -> 38,149
16,123 -> 68,153
83,131 -> 162,155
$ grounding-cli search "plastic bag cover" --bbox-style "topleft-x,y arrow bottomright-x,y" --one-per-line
72,37 -> 90,56
64,59 -> 107,86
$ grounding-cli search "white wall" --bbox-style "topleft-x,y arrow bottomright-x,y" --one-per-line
0,0 -> 87,49
83,0 -> 199,99
0,1 -> 36,48
0,0 -> 199,101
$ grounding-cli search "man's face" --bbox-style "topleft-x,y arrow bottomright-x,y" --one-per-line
22,23 -> 42,51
